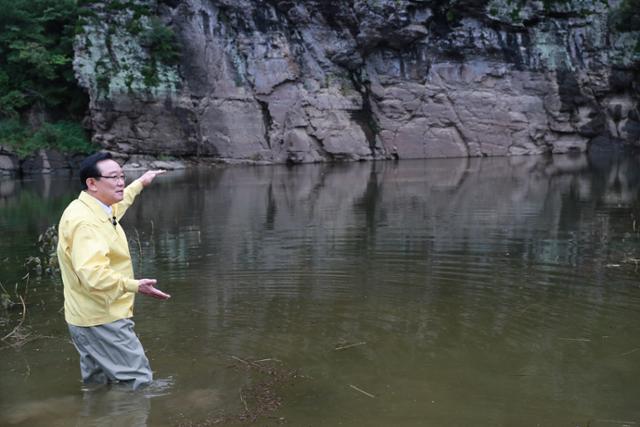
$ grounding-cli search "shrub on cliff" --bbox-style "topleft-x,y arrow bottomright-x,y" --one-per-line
141,17 -> 180,66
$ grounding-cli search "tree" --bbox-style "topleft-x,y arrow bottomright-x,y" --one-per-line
0,0 -> 88,119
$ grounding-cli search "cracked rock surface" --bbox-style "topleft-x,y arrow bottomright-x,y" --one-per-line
74,0 -> 640,163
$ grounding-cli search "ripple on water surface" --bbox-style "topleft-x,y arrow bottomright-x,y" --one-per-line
4,157 -> 640,426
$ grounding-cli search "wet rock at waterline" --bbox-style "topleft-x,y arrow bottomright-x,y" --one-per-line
0,153 -> 19,175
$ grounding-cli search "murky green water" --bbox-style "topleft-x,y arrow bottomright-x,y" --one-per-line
2,151 -> 640,426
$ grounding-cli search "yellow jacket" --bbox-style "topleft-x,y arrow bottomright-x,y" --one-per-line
57,181 -> 144,326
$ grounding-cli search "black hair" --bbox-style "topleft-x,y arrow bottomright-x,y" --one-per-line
79,152 -> 113,190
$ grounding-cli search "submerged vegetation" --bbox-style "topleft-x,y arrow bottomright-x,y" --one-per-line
0,225 -> 58,349
176,356 -> 302,426
0,277 -> 30,348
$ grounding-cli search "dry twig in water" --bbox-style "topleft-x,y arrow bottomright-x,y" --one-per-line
349,384 -> 375,398
134,228 -> 143,256
620,348 -> 640,356
239,390 -> 249,412
1,295 -> 26,342
335,342 -> 367,351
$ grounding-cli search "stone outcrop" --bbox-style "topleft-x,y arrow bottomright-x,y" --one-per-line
73,0 -> 640,164
0,149 -> 79,175
0,146 -> 19,175
19,150 -> 73,174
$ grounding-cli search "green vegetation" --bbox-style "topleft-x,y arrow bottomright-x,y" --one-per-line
610,0 -> 640,53
0,120 -> 94,158
497,0 -> 597,22
0,0 -> 181,158
138,17 -> 181,88
142,17 -> 181,66
611,0 -> 640,32
0,0 -> 91,157
509,6 -> 522,22
541,0 -> 570,12
78,0 -> 180,92
1,225 -> 60,348
0,0 -> 87,118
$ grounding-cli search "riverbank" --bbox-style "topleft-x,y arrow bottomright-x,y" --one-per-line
0,148 -> 191,176
2,146 -> 379,176
2,135 -> 635,177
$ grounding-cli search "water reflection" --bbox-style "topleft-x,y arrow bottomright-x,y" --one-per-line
1,388 -> 150,427
2,150 -> 640,426
77,388 -> 150,427
129,150 -> 640,288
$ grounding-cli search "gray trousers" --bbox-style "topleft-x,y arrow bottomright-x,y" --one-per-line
68,318 -> 153,390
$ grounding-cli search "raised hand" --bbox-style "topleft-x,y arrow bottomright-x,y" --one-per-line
136,170 -> 166,187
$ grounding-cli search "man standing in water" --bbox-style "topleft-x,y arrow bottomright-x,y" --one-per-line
57,152 -> 170,389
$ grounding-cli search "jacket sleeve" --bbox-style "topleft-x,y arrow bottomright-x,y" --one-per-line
113,180 -> 144,221
70,223 -> 139,303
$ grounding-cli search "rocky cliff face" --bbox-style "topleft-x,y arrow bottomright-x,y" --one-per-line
74,0 -> 640,163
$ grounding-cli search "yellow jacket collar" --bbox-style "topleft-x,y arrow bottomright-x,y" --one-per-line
78,191 -> 112,223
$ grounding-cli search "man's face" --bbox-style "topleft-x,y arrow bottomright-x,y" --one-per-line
86,159 -> 125,206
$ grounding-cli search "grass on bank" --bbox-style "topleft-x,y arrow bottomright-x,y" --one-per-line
0,120 -> 95,159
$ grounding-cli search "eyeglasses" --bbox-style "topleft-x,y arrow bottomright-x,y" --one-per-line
97,175 -> 126,182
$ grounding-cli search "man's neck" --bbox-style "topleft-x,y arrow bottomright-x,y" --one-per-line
84,191 -> 112,215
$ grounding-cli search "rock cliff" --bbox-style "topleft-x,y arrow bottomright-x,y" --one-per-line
73,0 -> 640,163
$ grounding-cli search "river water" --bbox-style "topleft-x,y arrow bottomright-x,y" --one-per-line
1,151 -> 640,426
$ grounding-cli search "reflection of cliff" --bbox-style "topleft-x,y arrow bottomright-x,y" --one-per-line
123,153 -> 640,417
0,176 -> 75,239
129,151 -> 640,301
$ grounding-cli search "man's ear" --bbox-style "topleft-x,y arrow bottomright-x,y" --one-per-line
86,177 -> 98,192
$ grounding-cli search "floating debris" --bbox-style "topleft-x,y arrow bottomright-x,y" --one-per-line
348,384 -> 375,399
334,341 -> 367,351
620,348 -> 640,357
176,356 -> 301,426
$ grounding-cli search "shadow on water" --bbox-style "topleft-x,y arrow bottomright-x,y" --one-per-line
2,150 -> 640,426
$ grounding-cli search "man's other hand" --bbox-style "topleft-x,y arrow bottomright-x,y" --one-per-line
137,170 -> 166,187
138,279 -> 171,300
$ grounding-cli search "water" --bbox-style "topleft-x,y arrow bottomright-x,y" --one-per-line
1,152 -> 640,426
